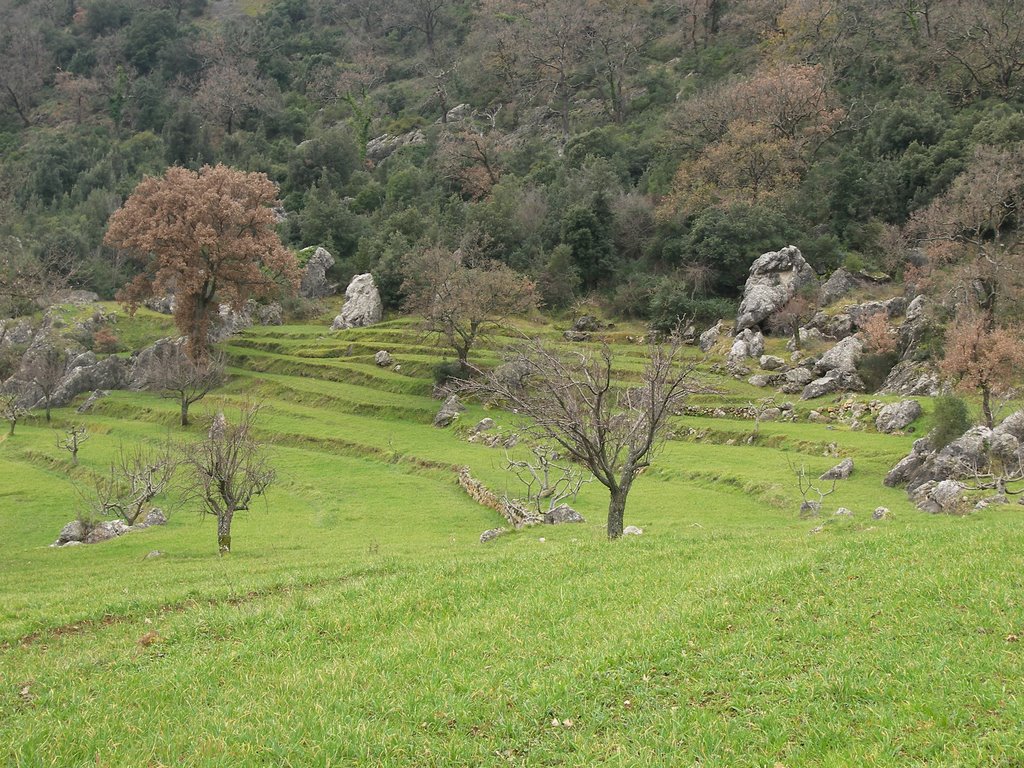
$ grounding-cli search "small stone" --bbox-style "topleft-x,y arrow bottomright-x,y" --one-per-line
144,550 -> 164,559
623,525 -> 643,536
479,528 -> 506,544
872,507 -> 890,520
834,507 -> 853,516
800,501 -> 822,516
544,505 -> 585,525
374,350 -> 393,367
472,418 -> 495,434
809,525 -> 825,534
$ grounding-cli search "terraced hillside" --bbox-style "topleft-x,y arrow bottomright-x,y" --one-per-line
2,311 -> 1024,766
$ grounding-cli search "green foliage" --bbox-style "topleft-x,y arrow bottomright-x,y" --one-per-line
932,395 -> 972,449
560,195 -> 615,289
536,245 -> 580,310
856,352 -> 899,393
648,278 -> 735,331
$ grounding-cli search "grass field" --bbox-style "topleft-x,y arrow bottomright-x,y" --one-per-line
2,308 -> 1023,766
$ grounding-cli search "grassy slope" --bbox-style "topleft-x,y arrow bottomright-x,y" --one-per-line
1,313 -> 1023,766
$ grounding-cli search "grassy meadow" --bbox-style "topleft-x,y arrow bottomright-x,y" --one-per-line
2,307 -> 1024,766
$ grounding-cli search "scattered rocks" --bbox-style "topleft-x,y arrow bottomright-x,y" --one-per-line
872,507 -> 891,520
912,479 -> 966,514
820,457 -> 854,480
544,505 -> 585,525
374,350 -> 393,367
815,335 -> 863,376
300,246 -> 337,299
800,501 -> 822,515
759,355 -> 786,371
564,315 -> 607,341
875,400 -> 922,433
820,267 -> 862,305
879,361 -> 940,397
801,369 -> 864,400
332,274 -> 383,331
735,245 -> 817,333
433,395 -> 466,427
622,525 -> 644,536
479,528 -> 507,544
834,507 -> 853,516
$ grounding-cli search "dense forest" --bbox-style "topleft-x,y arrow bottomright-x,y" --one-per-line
2,0 -> 1024,328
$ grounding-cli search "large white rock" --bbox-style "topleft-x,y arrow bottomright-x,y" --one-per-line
332,274 -> 383,331
300,246 -> 336,299
735,246 -> 817,333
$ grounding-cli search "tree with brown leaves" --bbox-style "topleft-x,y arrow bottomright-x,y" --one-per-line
461,335 -> 699,538
940,313 -> 1024,428
139,343 -> 226,427
104,165 -> 300,361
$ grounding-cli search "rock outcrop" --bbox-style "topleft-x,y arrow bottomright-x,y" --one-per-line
300,246 -> 336,299
331,274 -> 383,331
735,246 -> 817,333
366,129 -> 427,162
875,400 -> 923,433
698,321 -> 723,352
433,395 -> 465,427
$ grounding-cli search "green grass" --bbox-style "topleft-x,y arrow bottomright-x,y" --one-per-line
2,314 -> 1023,766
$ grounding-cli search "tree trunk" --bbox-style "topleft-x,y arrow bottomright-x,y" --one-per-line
983,386 -> 993,428
45,400 -> 51,423
8,420 -> 14,436
218,510 -> 233,554
181,397 -> 190,427
606,485 -> 629,539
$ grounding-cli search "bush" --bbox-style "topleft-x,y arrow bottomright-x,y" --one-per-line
856,351 -> 898,392
648,278 -> 734,331
432,361 -> 466,387
931,395 -> 971,450
92,328 -> 120,354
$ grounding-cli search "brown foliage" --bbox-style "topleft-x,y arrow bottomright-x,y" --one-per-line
940,313 -> 1024,427
860,312 -> 898,355
104,165 -> 300,360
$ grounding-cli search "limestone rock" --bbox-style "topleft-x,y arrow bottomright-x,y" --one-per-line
471,418 -> 495,434
84,519 -> 131,544
820,267 -> 862,306
76,389 -> 108,413
820,457 -> 854,480
912,478 -> 966,514
433,395 -> 465,427
479,527 -> 507,544
698,321 -> 723,352
801,369 -> 864,400
875,400 -> 923,433
374,350 -> 393,367
735,246 -> 817,332
144,550 -> 165,559
366,129 -> 427,162
300,246 -> 336,299
879,361 -> 940,397
815,335 -> 863,376
834,507 -> 853,516
759,355 -> 786,371
623,525 -> 644,536
872,507 -> 891,520
544,505 -> 585,525
332,274 -> 383,331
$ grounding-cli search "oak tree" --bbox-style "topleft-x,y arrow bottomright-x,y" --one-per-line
940,313 -> 1024,428
105,165 -> 300,360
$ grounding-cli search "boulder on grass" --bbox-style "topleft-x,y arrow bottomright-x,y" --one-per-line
374,350 -> 393,367
875,400 -> 922,433
735,246 -> 817,332
820,458 -> 854,480
433,395 -> 465,427
331,274 -> 383,330
480,528 -> 506,544
544,505 -> 585,525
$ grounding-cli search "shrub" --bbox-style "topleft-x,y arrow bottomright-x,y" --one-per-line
931,395 -> 971,450
92,327 -> 120,354
433,361 -> 466,387
648,278 -> 735,331
856,351 -> 898,392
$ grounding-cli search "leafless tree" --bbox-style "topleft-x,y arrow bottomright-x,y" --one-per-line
504,443 -> 592,517
141,343 -> 226,427
183,406 -> 275,554
86,442 -> 178,525
789,459 -> 838,516
57,424 -> 89,465
0,393 -> 28,436
25,345 -> 67,423
0,238 -> 78,321
461,334 -> 699,538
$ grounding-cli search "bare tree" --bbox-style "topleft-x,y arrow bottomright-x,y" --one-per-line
0,393 -> 28,436
57,424 -> 89,465
25,345 -> 66,423
402,247 -> 538,371
504,443 -> 592,517
789,459 -> 838,516
184,406 -> 275,554
141,343 -> 226,426
87,443 -> 177,525
461,334 -> 699,538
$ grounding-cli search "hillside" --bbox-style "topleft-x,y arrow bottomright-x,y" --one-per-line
2,308 -> 1024,765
